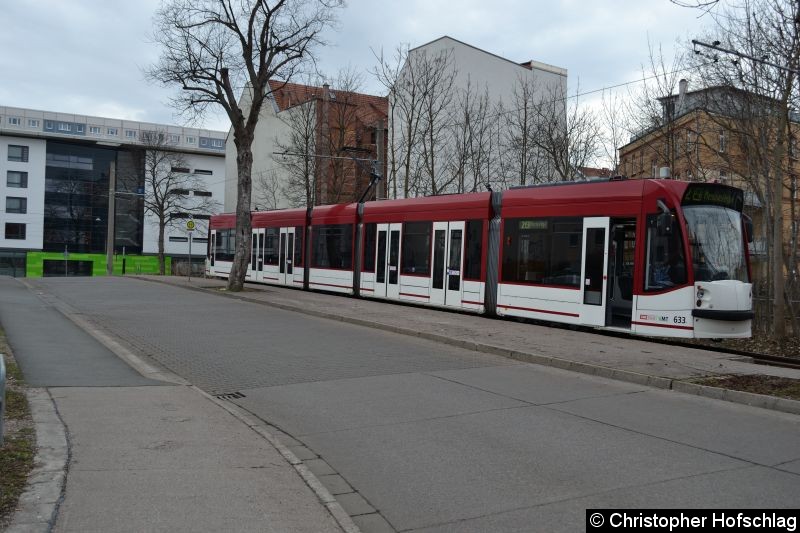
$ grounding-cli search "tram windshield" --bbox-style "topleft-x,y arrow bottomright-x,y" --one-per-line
683,205 -> 748,283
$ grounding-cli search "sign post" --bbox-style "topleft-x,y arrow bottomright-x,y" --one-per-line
186,218 -> 196,282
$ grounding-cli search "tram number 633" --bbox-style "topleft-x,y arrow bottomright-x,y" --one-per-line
674,316 -> 687,324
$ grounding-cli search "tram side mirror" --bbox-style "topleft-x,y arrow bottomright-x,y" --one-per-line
655,199 -> 673,236
743,214 -> 754,243
656,212 -> 673,236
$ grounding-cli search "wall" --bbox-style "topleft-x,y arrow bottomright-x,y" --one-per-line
142,152 -> 226,257
0,135 -> 46,250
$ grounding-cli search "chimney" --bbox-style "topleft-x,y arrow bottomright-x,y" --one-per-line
678,79 -> 688,109
318,83 -> 331,205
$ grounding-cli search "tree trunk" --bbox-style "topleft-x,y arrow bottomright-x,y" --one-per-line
158,218 -> 166,276
771,116 -> 787,338
228,143 -> 254,292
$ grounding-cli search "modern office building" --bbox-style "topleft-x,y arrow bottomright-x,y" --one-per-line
0,106 -> 226,276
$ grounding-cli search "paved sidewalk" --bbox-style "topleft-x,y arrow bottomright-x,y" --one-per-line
1,277 -> 347,533
140,275 -> 800,413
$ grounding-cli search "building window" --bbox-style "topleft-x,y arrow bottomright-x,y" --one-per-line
45,120 -> 54,130
107,127 -> 118,136
169,236 -> 189,242
58,122 -> 71,132
6,197 -> 27,214
89,126 -> 101,135
8,145 -> 29,162
27,119 -> 39,128
200,138 -> 208,147
7,117 -> 21,126
719,129 -> 727,153
7,171 -> 28,188
5,223 -> 26,240
211,139 -> 224,148
125,130 -> 136,139
169,134 -> 180,144
171,166 -> 190,173
193,190 -> 212,197
651,160 -> 657,178
168,188 -> 190,196
75,124 -> 85,133
193,169 -> 212,175
186,136 -> 195,144
638,152 -> 644,173
687,130 -> 696,150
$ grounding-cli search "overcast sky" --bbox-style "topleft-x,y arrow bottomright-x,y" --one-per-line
0,0 -> 710,133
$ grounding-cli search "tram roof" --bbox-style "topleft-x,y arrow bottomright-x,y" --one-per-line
252,208 -> 307,227
361,192 -> 492,223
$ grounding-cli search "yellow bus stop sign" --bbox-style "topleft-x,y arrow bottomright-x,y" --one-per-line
186,219 -> 196,231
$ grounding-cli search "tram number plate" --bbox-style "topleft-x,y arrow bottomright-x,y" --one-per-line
674,316 -> 687,324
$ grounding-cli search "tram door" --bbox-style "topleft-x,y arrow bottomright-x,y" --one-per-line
580,217 -> 610,326
430,221 -> 465,307
374,223 -> 401,299
279,227 -> 295,285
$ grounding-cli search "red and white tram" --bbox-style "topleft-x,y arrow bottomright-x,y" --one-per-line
208,179 -> 754,338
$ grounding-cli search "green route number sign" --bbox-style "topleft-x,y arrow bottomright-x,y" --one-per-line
186,219 -> 196,232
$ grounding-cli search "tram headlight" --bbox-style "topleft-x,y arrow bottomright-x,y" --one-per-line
696,286 -> 705,308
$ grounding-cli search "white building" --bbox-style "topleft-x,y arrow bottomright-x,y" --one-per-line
390,36 -> 568,195
0,105 -> 226,276
224,84 -> 293,212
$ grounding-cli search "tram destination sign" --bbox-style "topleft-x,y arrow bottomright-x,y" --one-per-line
682,183 -> 744,211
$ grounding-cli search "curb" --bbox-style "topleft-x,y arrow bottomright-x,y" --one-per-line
135,276 -> 800,418
7,389 -> 69,533
190,386 -> 361,533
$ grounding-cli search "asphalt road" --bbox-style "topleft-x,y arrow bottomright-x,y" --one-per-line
27,277 -> 800,532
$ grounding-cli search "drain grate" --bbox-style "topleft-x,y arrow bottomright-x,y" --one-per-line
215,391 -> 246,401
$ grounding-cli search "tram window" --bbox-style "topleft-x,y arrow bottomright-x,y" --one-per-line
214,229 -> 235,261
501,217 -> 582,287
401,222 -> 431,275
294,226 -> 303,267
645,213 -> 687,291
264,228 -> 280,265
464,220 -> 483,280
363,223 -> 377,272
312,224 -> 353,269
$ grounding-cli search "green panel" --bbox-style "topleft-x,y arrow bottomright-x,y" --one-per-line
25,252 -> 171,277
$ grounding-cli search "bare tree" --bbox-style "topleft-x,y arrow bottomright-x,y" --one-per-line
140,130 -> 220,275
318,66 -> 368,204
599,89 -> 631,174
625,40 -> 688,178
416,49 -> 458,195
273,81 -> 319,207
147,0 -> 342,291
528,82 -> 602,182
449,79 -> 497,193
502,75 -> 546,186
254,169 -> 283,210
381,46 -> 457,197
372,45 -> 407,198
683,0 -> 800,338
